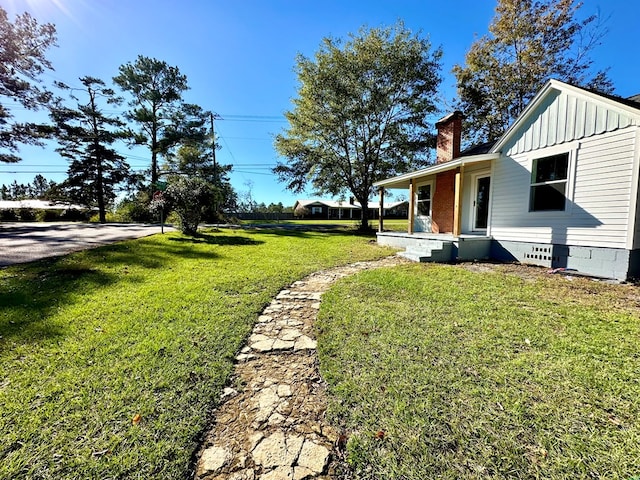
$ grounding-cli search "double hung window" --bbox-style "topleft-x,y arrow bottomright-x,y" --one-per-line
530,153 -> 569,211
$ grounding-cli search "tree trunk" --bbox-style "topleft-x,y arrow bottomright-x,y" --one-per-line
359,198 -> 371,232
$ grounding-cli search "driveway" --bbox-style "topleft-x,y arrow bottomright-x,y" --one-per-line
0,222 -> 174,267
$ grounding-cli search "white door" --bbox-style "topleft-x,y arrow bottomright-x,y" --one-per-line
472,175 -> 490,231
414,182 -> 433,232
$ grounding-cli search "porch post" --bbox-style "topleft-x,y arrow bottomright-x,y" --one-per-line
378,187 -> 384,232
408,179 -> 415,234
453,169 -> 462,236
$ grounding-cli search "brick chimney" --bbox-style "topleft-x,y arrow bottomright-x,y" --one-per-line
435,111 -> 464,164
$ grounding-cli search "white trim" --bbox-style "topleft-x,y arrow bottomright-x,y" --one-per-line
525,142 -> 578,217
627,127 -> 640,249
470,171 -> 491,232
374,153 -> 499,189
414,179 -> 434,233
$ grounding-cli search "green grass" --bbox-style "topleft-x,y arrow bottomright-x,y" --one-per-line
317,263 -> 640,479
0,228 -> 392,479
238,218 -> 408,231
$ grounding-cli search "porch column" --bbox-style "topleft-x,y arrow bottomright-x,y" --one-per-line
408,179 -> 415,234
378,187 -> 384,232
453,170 -> 462,236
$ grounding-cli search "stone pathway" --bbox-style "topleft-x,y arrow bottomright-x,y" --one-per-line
194,256 -> 407,480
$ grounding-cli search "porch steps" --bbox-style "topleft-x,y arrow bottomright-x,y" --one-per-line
397,239 -> 453,263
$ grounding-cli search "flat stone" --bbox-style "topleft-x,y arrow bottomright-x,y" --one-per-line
267,412 -> 285,425
297,441 -> 330,473
257,315 -> 273,323
294,335 -> 317,351
199,446 -> 231,475
236,353 -> 256,362
272,339 -> 295,350
280,329 -> 302,341
310,302 -> 321,310
249,333 -> 271,344
251,340 -> 275,352
252,432 -> 302,468
293,466 -> 315,480
261,466 -> 294,480
248,432 -> 264,452
277,384 -> 292,397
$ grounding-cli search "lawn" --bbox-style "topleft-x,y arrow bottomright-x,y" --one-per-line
239,218 -> 408,232
317,263 -> 640,479
0,228 -> 392,479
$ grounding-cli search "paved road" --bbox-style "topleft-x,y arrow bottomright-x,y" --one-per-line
0,222 -> 174,267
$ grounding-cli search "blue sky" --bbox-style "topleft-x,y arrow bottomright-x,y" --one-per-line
2,0 -> 639,207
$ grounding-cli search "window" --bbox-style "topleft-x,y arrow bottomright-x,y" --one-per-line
529,153 -> 569,211
311,206 -> 323,215
416,184 -> 432,216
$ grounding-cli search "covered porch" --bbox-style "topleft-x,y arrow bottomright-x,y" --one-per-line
373,152 -> 498,262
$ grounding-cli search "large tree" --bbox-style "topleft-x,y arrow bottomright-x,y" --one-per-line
274,23 -> 442,230
51,76 -> 131,222
453,0 -> 612,144
113,56 -> 189,189
0,7 -> 57,163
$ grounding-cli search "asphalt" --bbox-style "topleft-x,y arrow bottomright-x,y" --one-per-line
0,222 -> 174,267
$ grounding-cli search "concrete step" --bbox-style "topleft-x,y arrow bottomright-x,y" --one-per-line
398,251 -> 431,262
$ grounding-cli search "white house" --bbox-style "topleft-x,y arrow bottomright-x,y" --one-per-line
374,79 -> 640,280
293,198 -> 408,220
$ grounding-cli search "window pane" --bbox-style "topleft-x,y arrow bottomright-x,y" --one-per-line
417,200 -> 431,216
417,184 -> 431,201
534,153 -> 568,183
530,183 -> 566,211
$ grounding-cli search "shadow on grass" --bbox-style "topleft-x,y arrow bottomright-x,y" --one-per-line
0,234 -> 224,344
0,263 -> 117,343
168,232 -> 264,246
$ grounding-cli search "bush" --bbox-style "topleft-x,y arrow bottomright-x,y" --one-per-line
0,209 -> 18,221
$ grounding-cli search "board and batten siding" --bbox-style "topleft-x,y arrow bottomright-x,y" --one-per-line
490,126 -> 638,249
502,89 -> 639,156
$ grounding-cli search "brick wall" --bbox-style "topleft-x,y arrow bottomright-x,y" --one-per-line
436,111 -> 463,164
432,169 -> 458,233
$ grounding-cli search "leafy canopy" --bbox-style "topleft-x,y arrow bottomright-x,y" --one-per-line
0,7 -> 57,163
453,0 -> 612,143
113,56 -> 191,188
50,76 -> 132,223
274,22 -> 442,230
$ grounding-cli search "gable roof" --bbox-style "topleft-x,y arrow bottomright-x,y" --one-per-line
491,79 -> 640,154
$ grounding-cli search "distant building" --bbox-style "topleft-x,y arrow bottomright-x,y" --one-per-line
293,198 -> 408,220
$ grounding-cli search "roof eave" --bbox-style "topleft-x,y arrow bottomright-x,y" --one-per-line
373,153 -> 498,189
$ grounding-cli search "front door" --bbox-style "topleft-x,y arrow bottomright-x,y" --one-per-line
414,182 -> 433,232
473,175 -> 490,231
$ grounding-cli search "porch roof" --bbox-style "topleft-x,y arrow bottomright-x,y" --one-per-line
373,152 -> 499,189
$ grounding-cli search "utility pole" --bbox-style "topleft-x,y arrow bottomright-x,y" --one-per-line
210,112 -> 218,219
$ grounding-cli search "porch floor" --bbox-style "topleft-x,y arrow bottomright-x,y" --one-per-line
376,231 -> 492,262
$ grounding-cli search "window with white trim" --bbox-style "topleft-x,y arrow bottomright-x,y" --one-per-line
416,184 -> 432,216
311,206 -> 323,215
529,153 -> 569,211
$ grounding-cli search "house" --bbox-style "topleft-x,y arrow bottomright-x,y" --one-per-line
293,199 -> 408,220
374,79 -> 640,280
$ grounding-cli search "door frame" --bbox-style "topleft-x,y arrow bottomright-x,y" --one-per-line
414,179 -> 434,233
470,171 -> 491,232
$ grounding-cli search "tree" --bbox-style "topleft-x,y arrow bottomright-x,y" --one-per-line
113,56 -> 190,189
166,142 -> 237,220
164,176 -> 214,235
274,23 -> 442,231
51,76 -> 132,223
0,7 -> 57,163
453,0 -> 612,144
